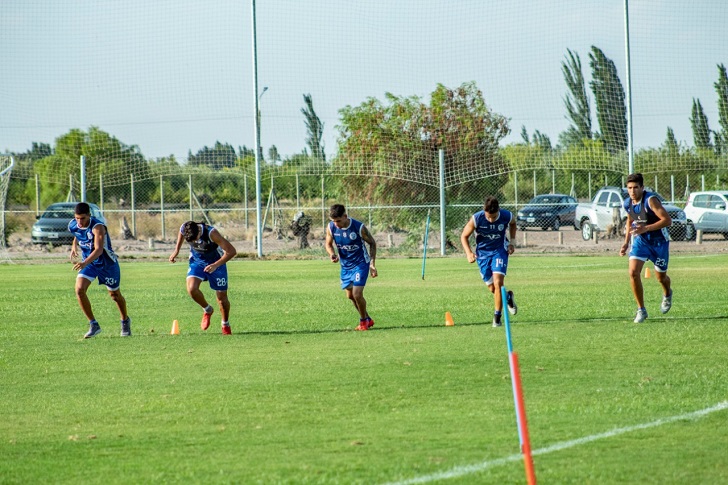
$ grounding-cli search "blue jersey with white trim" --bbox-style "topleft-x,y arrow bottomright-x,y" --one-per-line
329,218 -> 370,270
472,210 -> 512,257
68,217 -> 118,266
181,223 -> 224,265
623,191 -> 669,242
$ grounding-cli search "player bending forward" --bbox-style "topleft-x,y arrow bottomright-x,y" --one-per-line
170,221 -> 237,335
461,196 -> 518,327
69,202 -> 131,338
325,204 -> 378,331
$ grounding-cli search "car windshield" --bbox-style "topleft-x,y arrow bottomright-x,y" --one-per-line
42,209 -> 75,219
529,196 -> 560,204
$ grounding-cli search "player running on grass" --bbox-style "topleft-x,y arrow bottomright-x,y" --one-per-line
325,204 -> 378,331
169,221 -> 237,335
69,202 -> 131,338
620,172 -> 673,323
461,196 -> 518,327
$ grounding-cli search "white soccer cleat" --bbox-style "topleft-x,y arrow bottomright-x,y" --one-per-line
634,308 -> 648,323
660,291 -> 673,314
506,290 -> 518,315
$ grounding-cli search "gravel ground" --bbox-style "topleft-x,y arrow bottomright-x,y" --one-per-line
4,224 -> 726,263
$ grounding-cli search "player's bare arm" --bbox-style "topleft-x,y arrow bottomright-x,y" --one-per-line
205,229 -> 237,272
70,237 -> 79,261
169,231 -> 185,263
507,218 -> 517,255
619,213 -> 634,256
361,225 -> 377,277
460,218 -> 476,263
325,225 -> 338,263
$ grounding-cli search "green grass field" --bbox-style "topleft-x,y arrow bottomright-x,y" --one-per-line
1,254 -> 727,484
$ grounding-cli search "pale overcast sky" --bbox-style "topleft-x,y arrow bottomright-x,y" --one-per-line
1,0 -> 726,160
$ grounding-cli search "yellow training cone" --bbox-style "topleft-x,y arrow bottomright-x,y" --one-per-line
445,312 -> 455,326
171,319 -> 180,335
645,267 -> 651,279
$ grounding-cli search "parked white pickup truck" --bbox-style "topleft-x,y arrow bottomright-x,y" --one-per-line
574,186 -> 693,241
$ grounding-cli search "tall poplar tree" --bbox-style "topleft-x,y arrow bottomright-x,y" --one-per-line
589,46 -> 627,154
690,98 -> 712,150
302,94 -> 325,162
559,49 -> 592,147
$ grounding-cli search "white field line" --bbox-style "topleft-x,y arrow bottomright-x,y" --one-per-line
382,401 -> 728,485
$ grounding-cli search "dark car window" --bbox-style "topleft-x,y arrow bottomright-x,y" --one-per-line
42,209 -> 75,219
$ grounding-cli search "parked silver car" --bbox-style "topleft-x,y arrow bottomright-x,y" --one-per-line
31,202 -> 105,245
683,191 -> 728,239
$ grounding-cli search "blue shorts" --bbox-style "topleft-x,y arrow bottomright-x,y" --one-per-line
78,260 -> 122,290
187,262 -> 229,291
630,237 -> 669,272
476,249 -> 509,285
340,262 -> 369,290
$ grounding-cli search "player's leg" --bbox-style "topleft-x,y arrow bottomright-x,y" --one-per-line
628,257 -> 648,322
186,276 -> 210,308
108,289 -> 128,320
653,243 -> 672,314
215,290 -> 230,322
75,275 -> 96,322
492,273 -> 505,313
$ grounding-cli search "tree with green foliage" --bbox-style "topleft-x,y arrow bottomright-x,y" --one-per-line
664,127 -> 679,154
690,98 -> 712,150
335,82 -> 508,202
188,141 -> 237,168
715,64 -> 728,154
589,46 -> 627,154
302,94 -> 325,162
560,49 -> 592,148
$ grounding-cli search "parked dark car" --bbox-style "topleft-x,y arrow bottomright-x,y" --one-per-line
517,194 -> 577,231
31,202 -> 105,245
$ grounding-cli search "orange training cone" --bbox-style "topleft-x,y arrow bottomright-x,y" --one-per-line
171,319 -> 180,335
645,267 -> 651,279
445,312 -> 455,326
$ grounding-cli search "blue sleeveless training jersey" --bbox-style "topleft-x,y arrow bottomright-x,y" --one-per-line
329,218 -> 370,270
472,209 -> 513,257
181,223 -> 224,265
68,216 -> 118,266
623,191 -> 669,242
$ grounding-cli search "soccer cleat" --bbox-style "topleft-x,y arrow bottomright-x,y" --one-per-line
201,310 -> 213,331
660,290 -> 673,314
506,290 -> 518,315
120,317 -> 132,337
355,317 -> 374,331
84,321 -> 102,339
492,314 -> 502,328
634,308 -> 648,323
222,324 -> 232,335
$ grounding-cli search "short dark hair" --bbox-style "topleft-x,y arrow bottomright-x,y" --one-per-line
484,197 -> 500,214
74,202 -> 91,215
329,204 -> 346,219
626,173 -> 644,186
182,221 -> 201,242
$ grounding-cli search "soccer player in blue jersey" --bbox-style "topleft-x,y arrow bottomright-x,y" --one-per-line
69,202 -> 131,338
169,221 -> 237,335
620,173 -> 673,323
460,196 -> 518,327
325,204 -> 378,331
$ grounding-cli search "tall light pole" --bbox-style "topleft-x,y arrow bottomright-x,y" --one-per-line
251,0 -> 263,257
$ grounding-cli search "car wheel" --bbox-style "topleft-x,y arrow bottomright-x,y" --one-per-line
552,218 -> 561,231
683,222 -> 695,241
581,220 -> 593,241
